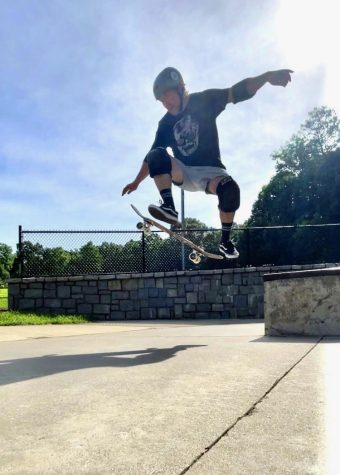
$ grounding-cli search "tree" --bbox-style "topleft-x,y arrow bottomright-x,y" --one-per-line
67,242 -> 103,274
248,148 -> 340,228
249,172 -> 296,226
98,242 -> 125,273
20,241 -> 45,277
0,243 -> 14,283
248,107 -> 340,226
243,106 -> 340,265
42,247 -> 71,276
273,106 -> 339,175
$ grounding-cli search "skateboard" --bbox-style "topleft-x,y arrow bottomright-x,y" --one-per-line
131,204 -> 223,264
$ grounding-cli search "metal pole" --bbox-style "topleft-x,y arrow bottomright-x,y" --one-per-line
246,227 -> 250,266
181,190 -> 185,270
142,231 -> 146,273
18,225 -> 23,277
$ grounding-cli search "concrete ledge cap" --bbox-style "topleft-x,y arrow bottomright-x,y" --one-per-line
263,266 -> 340,282
8,264 -> 337,284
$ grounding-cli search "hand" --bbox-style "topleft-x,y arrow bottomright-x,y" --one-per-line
268,69 -> 294,87
122,180 -> 139,196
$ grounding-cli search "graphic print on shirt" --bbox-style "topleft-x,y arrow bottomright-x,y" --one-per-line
173,115 -> 199,157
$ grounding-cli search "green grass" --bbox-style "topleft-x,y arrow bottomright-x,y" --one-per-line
0,311 -> 96,326
0,288 -> 8,310
0,288 -> 96,325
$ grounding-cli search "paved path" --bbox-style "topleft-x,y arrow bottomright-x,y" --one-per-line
0,320 -> 339,474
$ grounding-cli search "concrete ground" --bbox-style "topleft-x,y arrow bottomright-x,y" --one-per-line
0,320 -> 339,475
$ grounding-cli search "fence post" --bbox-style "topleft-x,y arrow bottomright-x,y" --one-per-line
141,231 -> 146,273
18,225 -> 23,278
181,189 -> 185,271
246,227 -> 250,266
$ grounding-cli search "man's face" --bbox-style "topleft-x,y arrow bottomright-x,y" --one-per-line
159,89 -> 181,115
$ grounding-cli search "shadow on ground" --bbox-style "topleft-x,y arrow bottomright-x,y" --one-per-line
252,336 -> 340,343
0,345 -> 206,386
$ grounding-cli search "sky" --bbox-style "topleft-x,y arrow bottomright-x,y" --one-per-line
0,0 -> 339,251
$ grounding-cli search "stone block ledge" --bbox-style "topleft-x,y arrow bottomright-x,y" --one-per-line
7,262 -> 333,285
8,263 -> 338,321
264,265 -> 340,336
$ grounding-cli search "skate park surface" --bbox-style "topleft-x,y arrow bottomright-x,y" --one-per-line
1,320 -> 339,474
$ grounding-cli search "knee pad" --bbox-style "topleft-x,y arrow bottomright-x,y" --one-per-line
146,147 -> 172,178
216,177 -> 240,212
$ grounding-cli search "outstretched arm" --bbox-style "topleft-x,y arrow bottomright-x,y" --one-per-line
122,160 -> 149,196
228,69 -> 294,103
122,123 -> 168,196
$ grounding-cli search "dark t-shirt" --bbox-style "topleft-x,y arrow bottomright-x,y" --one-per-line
148,88 -> 230,168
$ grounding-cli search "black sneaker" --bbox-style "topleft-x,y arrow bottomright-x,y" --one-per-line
219,240 -> 239,259
148,202 -> 180,225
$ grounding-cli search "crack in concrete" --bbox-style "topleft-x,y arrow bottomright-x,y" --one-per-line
178,337 -> 323,475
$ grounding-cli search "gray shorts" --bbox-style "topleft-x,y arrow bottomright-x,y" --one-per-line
171,157 -> 230,193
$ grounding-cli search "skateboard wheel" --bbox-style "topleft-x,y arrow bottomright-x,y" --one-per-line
189,251 -> 201,264
137,222 -> 144,230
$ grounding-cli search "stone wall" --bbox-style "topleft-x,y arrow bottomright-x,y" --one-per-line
7,263 -> 338,320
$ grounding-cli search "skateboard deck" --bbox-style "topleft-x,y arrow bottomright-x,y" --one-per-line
131,204 -> 223,264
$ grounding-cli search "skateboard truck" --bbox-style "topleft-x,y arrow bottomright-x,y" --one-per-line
136,220 -> 152,235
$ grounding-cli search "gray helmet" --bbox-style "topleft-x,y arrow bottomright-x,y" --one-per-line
153,67 -> 184,100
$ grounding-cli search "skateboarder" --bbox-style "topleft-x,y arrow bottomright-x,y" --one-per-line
122,67 -> 293,258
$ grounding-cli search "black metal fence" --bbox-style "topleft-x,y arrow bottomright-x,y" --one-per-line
13,223 -> 340,278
